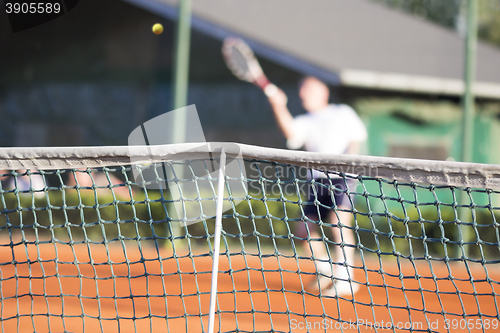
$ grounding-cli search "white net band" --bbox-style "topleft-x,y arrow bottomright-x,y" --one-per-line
1,142 -> 499,189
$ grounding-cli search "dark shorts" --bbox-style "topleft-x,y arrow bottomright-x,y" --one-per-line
296,178 -> 354,239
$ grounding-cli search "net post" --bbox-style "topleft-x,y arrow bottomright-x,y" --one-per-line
208,148 -> 227,333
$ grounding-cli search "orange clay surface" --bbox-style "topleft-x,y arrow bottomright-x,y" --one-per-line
1,238 -> 499,333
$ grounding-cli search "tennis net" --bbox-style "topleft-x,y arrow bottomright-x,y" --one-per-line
0,142 -> 499,332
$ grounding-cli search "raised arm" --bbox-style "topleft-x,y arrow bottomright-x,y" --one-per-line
266,87 -> 295,139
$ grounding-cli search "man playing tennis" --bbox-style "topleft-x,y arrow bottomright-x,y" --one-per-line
267,77 -> 367,296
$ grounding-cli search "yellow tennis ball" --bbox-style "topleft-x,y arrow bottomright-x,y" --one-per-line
152,23 -> 163,35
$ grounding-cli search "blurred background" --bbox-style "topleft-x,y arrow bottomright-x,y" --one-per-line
0,0 -> 499,165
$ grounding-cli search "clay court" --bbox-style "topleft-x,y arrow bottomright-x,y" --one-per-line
2,237 -> 499,333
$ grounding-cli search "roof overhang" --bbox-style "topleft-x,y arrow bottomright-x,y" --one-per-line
122,0 -> 341,85
124,0 -> 500,99
341,69 -> 500,98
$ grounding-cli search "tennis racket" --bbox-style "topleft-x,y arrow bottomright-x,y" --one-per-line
222,37 -> 278,97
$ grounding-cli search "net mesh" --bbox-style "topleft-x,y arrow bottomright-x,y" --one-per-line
1,144 -> 500,332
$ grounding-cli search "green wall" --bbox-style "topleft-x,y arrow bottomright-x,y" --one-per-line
355,101 -> 500,212
365,112 -> 495,164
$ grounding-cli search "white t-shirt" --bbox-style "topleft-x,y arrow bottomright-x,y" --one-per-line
287,104 -> 367,179
287,104 -> 367,153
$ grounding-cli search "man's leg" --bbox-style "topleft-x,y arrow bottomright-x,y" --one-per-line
330,209 -> 355,274
300,224 -> 334,292
325,208 -> 359,296
302,178 -> 356,294
300,180 -> 335,291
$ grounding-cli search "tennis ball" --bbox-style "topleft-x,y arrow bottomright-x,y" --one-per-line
152,23 -> 163,35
